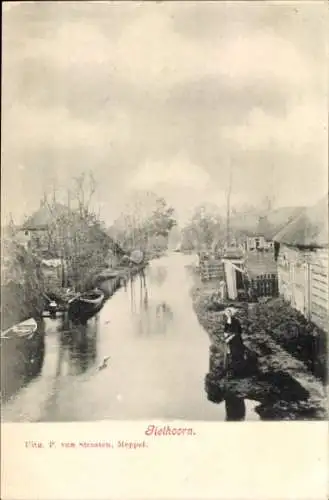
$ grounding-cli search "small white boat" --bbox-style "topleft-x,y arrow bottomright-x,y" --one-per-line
1,318 -> 38,340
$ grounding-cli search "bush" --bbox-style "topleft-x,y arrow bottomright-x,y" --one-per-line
1,241 -> 45,330
254,300 -> 327,383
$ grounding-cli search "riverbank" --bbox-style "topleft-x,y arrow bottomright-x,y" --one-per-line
191,279 -> 327,420
1,261 -> 148,402
3,253 -> 235,422
94,262 -> 148,299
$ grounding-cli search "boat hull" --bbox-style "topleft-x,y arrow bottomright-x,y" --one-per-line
68,291 -> 105,324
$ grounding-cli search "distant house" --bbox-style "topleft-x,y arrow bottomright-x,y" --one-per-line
16,200 -> 68,252
273,196 -> 328,332
231,206 -> 304,253
231,206 -> 303,237
244,236 -> 274,252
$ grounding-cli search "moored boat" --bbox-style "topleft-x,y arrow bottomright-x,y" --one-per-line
1,317 -> 38,340
1,317 -> 45,388
42,289 -> 78,317
68,289 -> 105,324
130,249 -> 144,265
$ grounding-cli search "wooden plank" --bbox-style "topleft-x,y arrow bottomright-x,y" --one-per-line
311,295 -> 328,309
311,303 -> 328,316
311,286 -> 328,299
312,281 -> 328,293
311,287 -> 327,300
311,315 -> 328,332
312,276 -> 328,287
312,270 -> 328,281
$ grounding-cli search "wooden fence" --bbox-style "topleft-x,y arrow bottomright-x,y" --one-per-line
248,273 -> 279,298
199,259 -> 225,282
309,249 -> 328,332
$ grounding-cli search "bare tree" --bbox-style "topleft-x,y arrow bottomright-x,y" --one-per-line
73,171 -> 96,217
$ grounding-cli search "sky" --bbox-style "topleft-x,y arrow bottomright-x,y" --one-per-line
2,1 -> 328,226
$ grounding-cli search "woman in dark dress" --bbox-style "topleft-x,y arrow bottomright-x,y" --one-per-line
223,308 -> 245,374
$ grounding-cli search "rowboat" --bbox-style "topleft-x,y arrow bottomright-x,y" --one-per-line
1,317 -> 45,390
68,289 -> 105,324
1,318 -> 38,340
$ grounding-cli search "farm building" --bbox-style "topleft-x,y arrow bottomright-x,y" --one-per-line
16,200 -> 124,264
230,206 -> 304,239
16,200 -> 69,251
244,235 -> 274,252
273,196 -> 328,332
222,247 -> 246,299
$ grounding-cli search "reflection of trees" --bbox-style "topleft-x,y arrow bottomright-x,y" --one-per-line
133,271 -> 174,336
154,302 -> 173,335
59,316 -> 98,375
72,323 -> 97,374
137,271 -> 150,335
147,266 -> 167,287
129,274 -> 136,314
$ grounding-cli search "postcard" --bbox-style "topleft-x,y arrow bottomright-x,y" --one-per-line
1,1 -> 328,499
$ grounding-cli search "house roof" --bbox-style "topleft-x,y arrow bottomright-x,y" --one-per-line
21,202 -> 68,230
273,196 -> 328,248
223,247 -> 244,259
230,206 -> 305,240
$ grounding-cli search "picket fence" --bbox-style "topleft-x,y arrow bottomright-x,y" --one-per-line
200,260 -> 225,282
248,273 -> 279,298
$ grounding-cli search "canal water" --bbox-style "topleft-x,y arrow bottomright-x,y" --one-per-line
2,253 -> 260,422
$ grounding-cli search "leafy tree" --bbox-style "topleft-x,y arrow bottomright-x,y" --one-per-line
145,197 -> 176,238
111,192 -> 177,252
183,205 -> 223,250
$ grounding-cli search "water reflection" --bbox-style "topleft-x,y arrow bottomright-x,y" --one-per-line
58,315 -> 99,375
147,266 -> 168,287
205,371 -> 259,421
205,344 -> 260,421
225,395 -> 246,421
129,270 -> 174,336
2,254 -> 262,421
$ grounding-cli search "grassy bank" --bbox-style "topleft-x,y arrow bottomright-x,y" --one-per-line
1,241 -> 46,331
248,299 -> 327,383
191,281 -> 327,420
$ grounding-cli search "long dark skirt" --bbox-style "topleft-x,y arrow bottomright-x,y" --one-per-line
229,335 -> 246,374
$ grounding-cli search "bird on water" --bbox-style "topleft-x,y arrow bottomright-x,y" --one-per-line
98,356 -> 111,370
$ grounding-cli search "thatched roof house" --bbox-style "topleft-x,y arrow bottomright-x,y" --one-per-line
230,206 -> 304,240
21,202 -> 68,231
18,201 -> 124,256
273,196 -> 328,333
273,196 -> 328,249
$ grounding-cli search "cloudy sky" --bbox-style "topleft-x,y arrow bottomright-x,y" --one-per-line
2,1 -> 328,225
